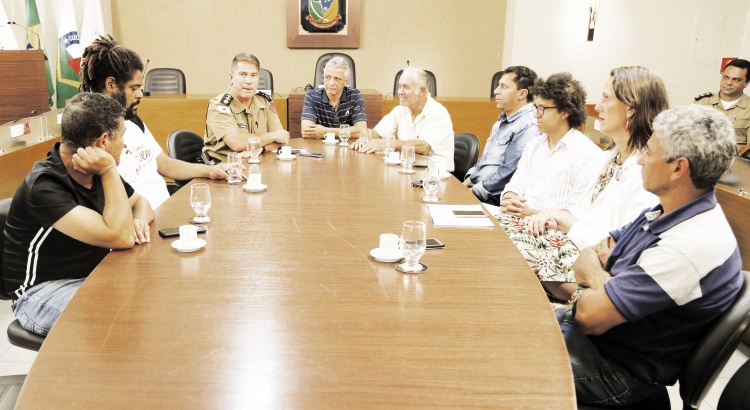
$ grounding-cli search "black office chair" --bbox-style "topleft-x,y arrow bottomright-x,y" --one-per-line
258,68 -> 274,94
167,130 -> 205,187
490,70 -> 503,98
718,358 -> 750,410
0,374 -> 26,409
0,198 -> 46,352
144,68 -> 186,94
453,133 -> 480,180
393,69 -> 437,97
579,271 -> 750,410
313,53 -> 356,88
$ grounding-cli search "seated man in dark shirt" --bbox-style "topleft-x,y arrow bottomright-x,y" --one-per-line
559,105 -> 743,406
2,92 -> 154,336
301,56 -> 367,139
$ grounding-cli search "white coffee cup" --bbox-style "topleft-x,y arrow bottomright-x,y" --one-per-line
388,151 -> 400,162
179,225 -> 198,244
324,132 -> 336,141
280,146 -> 292,156
435,162 -> 448,176
248,173 -> 262,187
379,233 -> 400,252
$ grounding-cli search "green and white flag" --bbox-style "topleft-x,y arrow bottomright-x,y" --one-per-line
54,0 -> 82,108
26,0 -> 55,107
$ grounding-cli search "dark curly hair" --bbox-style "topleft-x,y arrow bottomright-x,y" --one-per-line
503,66 -> 538,102
80,35 -> 143,93
531,72 -> 587,129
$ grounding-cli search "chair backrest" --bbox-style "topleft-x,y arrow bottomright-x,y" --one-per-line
717,358 -> 750,410
490,70 -> 504,98
393,69 -> 437,97
680,271 -> 750,409
167,130 -> 204,186
144,68 -> 186,94
453,133 -> 480,180
313,53 -> 356,88
0,198 -> 11,300
258,68 -> 274,94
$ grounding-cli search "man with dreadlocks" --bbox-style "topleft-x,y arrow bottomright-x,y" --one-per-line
80,35 -> 232,209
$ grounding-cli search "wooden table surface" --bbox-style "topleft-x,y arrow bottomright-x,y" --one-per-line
15,140 -> 575,408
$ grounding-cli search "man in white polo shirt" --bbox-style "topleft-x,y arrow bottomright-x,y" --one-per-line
354,67 -> 455,171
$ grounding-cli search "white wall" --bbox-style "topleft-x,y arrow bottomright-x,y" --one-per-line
503,0 -> 750,105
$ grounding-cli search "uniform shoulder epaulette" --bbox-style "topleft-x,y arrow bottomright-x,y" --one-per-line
219,93 -> 233,106
694,92 -> 712,101
256,91 -> 272,102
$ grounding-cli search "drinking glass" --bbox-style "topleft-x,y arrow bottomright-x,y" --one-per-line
422,173 -> 442,203
400,145 -> 416,174
384,135 -> 396,159
226,152 -> 243,185
247,137 -> 262,163
396,221 -> 427,273
339,124 -> 351,146
190,183 -> 213,224
358,128 -> 371,149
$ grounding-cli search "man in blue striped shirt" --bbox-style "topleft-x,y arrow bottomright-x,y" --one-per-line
301,56 -> 367,139
559,105 -> 743,407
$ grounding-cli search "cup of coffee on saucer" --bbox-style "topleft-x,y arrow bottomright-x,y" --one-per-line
243,171 -> 267,192
171,225 -> 207,253
385,151 -> 401,165
369,233 -> 404,263
277,145 -> 295,160
323,132 -> 337,145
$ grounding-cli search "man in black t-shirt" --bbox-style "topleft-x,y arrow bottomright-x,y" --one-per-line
2,93 -> 154,336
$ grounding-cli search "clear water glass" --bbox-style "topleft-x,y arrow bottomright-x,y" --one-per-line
226,152 -> 243,185
422,174 -> 441,203
190,183 -> 213,224
247,137 -> 262,163
397,221 -> 427,273
358,128 -> 371,149
384,135 -> 396,158
339,124 -> 351,146
400,145 -> 415,173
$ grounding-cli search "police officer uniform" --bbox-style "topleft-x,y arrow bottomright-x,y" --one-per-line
203,88 -> 283,162
695,92 -> 750,144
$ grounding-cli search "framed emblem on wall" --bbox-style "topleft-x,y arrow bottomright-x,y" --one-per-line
287,0 -> 360,49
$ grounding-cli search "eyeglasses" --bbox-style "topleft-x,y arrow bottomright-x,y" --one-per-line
532,104 -> 557,116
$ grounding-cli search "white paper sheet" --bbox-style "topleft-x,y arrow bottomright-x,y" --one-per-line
427,204 -> 495,227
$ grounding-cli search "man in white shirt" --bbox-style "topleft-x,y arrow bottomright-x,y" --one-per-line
80,35 -> 231,209
500,73 -> 602,216
354,67 -> 455,171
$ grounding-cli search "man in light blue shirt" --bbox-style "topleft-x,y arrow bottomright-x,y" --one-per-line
464,66 -> 540,204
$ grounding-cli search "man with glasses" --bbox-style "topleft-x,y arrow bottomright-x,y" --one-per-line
695,58 -> 750,144
463,66 -> 540,204
301,56 -> 367,139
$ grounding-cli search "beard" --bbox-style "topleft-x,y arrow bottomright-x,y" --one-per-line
112,90 -> 140,120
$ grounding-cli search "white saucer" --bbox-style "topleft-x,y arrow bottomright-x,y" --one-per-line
243,183 -> 267,192
172,238 -> 206,253
277,155 -> 296,160
322,140 -> 338,145
370,248 -> 404,263
384,159 -> 401,165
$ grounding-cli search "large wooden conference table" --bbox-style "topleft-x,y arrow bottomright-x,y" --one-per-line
16,140 -> 574,408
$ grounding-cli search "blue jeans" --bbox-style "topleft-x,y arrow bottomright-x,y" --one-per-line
555,307 -> 664,406
12,278 -> 84,336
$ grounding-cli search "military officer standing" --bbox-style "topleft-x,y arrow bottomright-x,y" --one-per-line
203,52 -> 290,163
695,58 -> 750,144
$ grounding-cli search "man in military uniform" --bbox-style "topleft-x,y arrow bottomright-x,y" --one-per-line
204,52 -> 290,163
695,58 -> 750,144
